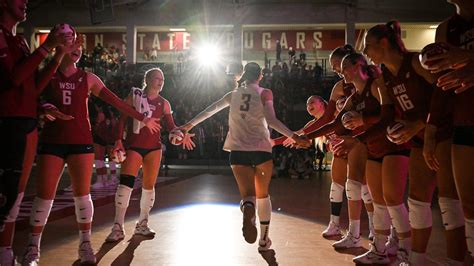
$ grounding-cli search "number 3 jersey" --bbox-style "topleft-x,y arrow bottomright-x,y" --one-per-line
223,83 -> 272,153
41,69 -> 93,144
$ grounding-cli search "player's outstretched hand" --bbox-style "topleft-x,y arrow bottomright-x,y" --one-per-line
144,117 -> 161,134
182,132 -> 196,150
42,103 -> 74,121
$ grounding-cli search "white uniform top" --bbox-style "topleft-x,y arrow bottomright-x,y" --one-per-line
223,83 -> 272,153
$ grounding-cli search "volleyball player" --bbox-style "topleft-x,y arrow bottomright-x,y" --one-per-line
180,62 -> 309,251
21,40 -> 160,265
332,52 -> 411,264
363,20 -> 465,264
274,45 -> 376,242
105,67 -> 195,242
422,0 -> 474,262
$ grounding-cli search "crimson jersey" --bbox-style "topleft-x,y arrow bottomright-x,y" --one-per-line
41,70 -> 93,144
446,14 -> 474,126
382,53 -> 434,142
125,95 -> 172,149
350,79 -> 402,158
0,26 -> 45,118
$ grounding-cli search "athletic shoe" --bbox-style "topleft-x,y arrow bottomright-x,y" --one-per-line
392,248 -> 409,266
332,232 -> 362,249
258,238 -> 272,252
385,235 -> 399,257
134,219 -> 156,237
105,223 -> 125,242
0,247 -> 17,266
321,221 -> 341,237
21,245 -> 39,266
352,243 -> 390,265
63,184 -> 73,192
78,241 -> 96,264
241,202 -> 257,244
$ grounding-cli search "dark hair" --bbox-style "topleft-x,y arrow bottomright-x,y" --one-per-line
238,62 -> 261,86
366,20 -> 407,54
330,44 -> 356,61
342,53 -> 381,79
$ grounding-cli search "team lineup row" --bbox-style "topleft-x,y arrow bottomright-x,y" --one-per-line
1,0 -> 474,265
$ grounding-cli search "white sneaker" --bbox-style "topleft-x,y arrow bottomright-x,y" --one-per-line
105,223 -> 125,242
392,248 -> 409,266
322,221 -> 341,237
0,247 -> 16,266
332,232 -> 362,249
385,235 -> 399,257
78,241 -> 96,264
63,184 -> 73,192
134,219 -> 155,237
22,245 -> 40,266
258,238 -> 272,252
353,243 -> 390,265
241,202 -> 257,244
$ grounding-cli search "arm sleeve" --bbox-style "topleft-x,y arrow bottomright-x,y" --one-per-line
163,113 -> 177,132
263,100 -> 294,138
35,58 -> 61,93
10,44 -> 49,87
98,87 -> 146,121
306,111 -> 345,139
187,93 -> 231,126
355,104 -> 395,142
302,100 -> 337,134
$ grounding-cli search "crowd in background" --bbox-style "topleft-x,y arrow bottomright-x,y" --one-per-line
78,43 -> 338,178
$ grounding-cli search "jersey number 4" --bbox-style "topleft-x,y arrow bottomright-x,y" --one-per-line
240,94 -> 251,111
63,90 -> 72,105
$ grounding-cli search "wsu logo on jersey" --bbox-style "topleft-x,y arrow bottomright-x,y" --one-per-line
59,82 -> 76,90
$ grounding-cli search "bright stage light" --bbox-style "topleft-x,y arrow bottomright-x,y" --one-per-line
196,43 -> 221,67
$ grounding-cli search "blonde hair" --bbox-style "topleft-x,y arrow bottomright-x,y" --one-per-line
143,68 -> 164,91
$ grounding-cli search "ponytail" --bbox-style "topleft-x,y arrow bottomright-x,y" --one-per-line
367,20 -> 407,54
366,65 -> 382,79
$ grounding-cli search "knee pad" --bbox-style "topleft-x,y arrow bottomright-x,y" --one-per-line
74,194 -> 94,224
408,198 -> 432,229
115,185 -> 133,209
140,188 -> 155,211
330,182 -> 344,203
4,192 -> 24,223
240,196 -> 256,212
439,197 -> 465,231
387,204 -> 411,234
345,179 -> 362,201
373,203 -> 391,231
465,218 -> 474,255
29,197 -> 53,227
257,196 -> 272,222
119,174 -> 135,188
361,184 -> 373,204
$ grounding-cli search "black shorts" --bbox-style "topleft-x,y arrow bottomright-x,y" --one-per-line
453,126 -> 474,147
128,147 -> 161,158
229,151 -> 272,167
93,135 -> 108,146
368,149 -> 411,163
38,143 -> 94,159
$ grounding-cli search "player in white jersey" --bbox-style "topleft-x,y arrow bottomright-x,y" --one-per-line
181,62 -> 309,251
